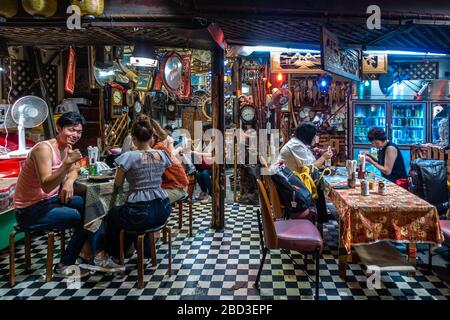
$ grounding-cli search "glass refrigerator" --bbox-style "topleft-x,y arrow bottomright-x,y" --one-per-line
430,102 -> 450,145
351,101 -> 427,173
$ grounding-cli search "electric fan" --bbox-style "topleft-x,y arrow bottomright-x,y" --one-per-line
7,95 -> 48,157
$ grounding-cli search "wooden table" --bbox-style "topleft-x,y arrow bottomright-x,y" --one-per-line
74,176 -> 129,232
322,168 -> 444,279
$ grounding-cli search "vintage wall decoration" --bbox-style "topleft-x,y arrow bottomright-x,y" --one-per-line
270,51 -> 323,74
321,27 -> 361,81
135,73 -> 154,91
0,0 -> 18,19
362,52 -> 388,74
161,51 -> 191,100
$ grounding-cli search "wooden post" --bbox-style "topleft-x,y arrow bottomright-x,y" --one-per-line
232,59 -> 241,203
211,44 -> 225,229
28,47 -> 56,138
98,87 -> 105,150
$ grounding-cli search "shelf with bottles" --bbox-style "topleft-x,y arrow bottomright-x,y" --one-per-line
392,105 -> 425,119
392,126 -> 425,129
392,118 -> 424,127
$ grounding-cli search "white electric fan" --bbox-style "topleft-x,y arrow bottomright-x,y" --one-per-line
7,96 -> 49,157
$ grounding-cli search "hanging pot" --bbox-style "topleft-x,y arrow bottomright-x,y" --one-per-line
0,0 -> 18,19
71,0 -> 104,17
22,0 -> 57,18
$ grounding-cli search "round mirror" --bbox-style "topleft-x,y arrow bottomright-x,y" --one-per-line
162,52 -> 183,94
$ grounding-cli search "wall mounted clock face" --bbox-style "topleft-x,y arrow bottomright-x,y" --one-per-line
167,104 -> 176,112
113,90 -> 122,104
240,104 -> 256,124
134,100 -> 142,113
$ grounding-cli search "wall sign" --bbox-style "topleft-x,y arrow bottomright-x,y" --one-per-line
362,52 -> 388,74
270,51 -> 323,74
321,27 -> 361,81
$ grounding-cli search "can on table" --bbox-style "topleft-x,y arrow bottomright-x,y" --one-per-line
378,181 -> 386,195
361,179 -> 369,196
89,163 -> 97,175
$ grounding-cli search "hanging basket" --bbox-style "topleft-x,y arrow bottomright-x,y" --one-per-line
22,0 -> 57,18
71,0 -> 104,17
0,0 -> 19,18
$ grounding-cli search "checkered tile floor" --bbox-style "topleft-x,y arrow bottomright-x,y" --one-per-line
0,202 -> 449,300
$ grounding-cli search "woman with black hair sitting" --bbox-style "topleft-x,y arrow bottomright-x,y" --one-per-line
278,122 -> 333,225
364,127 -> 407,184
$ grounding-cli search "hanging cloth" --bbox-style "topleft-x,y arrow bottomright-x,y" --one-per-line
65,47 -> 76,94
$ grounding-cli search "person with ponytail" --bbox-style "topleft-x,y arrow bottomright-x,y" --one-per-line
105,115 -> 173,259
149,119 -> 189,203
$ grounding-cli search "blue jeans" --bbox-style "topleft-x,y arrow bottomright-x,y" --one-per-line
196,168 -> 212,196
15,196 -> 89,266
106,197 -> 172,259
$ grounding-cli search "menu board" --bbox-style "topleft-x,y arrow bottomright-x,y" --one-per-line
321,27 -> 361,81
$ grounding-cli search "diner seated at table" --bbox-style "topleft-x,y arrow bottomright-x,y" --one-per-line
13,112 -> 91,278
191,124 -> 213,202
106,115 -> 173,259
278,122 -> 333,224
364,128 -> 407,184
150,120 -> 189,203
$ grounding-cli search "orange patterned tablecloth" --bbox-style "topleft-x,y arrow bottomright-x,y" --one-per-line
323,173 -> 444,254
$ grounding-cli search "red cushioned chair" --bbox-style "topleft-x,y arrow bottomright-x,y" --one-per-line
255,179 -> 323,300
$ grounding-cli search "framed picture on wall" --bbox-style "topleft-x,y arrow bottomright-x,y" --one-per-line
135,73 -> 153,91
321,27 -> 361,81
362,52 -> 388,74
270,51 -> 323,74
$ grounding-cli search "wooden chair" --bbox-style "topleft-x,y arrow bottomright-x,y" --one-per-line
9,224 -> 65,287
119,224 -> 172,289
255,179 -> 323,300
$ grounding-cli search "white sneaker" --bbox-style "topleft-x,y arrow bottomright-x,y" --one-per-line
200,195 -> 212,203
53,264 -> 90,279
81,256 -> 125,273
195,192 -> 208,201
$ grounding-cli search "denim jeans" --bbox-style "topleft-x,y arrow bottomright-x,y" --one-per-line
15,196 -> 89,266
106,197 -> 172,259
195,168 -> 212,196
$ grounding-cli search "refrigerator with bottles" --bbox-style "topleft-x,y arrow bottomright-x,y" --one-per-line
350,101 -> 428,173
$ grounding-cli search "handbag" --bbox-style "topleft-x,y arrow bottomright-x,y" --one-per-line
270,164 -> 314,213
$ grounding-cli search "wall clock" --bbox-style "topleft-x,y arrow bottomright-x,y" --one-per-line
240,104 -> 256,124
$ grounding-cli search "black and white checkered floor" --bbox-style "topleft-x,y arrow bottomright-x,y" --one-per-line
0,202 -> 449,300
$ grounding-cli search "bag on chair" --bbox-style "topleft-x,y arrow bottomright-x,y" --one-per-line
270,164 -> 314,213
409,158 -> 449,214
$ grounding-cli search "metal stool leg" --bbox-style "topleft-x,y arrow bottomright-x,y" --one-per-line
148,233 -> 157,267
46,232 -> 54,282
136,234 -> 145,289
9,230 -> 18,287
24,232 -> 31,271
315,248 -> 320,301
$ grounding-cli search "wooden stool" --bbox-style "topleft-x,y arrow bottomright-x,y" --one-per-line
9,224 -> 65,287
174,193 -> 193,237
172,175 -> 196,237
119,224 -> 172,289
